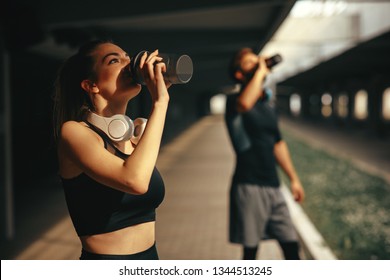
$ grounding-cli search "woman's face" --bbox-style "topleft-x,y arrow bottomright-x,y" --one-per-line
90,43 -> 141,101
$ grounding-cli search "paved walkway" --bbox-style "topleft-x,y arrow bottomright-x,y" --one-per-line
155,115 -> 283,260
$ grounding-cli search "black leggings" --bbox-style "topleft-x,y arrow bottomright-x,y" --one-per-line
80,243 -> 159,260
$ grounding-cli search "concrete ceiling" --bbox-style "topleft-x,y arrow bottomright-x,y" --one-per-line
279,29 -> 390,88
3,0 -> 296,94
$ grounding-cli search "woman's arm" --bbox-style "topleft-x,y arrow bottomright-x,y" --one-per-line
59,51 -> 169,195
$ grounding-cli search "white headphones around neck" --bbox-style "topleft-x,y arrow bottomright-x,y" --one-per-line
87,112 -> 147,144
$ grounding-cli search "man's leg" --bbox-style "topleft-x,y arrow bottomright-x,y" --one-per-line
279,241 -> 300,260
267,188 -> 301,260
231,184 -> 269,260
243,246 -> 258,260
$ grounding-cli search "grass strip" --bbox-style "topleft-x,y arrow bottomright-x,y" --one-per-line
280,129 -> 390,259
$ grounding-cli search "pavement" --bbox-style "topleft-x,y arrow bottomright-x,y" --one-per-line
6,113 -> 389,260
155,115 -> 284,260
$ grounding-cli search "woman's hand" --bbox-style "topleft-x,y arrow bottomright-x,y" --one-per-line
139,50 -> 170,103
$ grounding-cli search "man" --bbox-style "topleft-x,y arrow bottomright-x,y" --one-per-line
224,48 -> 305,260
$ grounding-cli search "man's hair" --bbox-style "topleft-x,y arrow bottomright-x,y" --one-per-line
228,47 -> 254,83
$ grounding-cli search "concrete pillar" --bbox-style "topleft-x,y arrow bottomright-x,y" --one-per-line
0,38 -> 14,240
371,74 -> 388,137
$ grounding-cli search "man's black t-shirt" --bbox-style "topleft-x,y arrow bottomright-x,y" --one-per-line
225,93 -> 282,187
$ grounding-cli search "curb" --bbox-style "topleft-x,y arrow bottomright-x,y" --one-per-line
281,184 -> 338,260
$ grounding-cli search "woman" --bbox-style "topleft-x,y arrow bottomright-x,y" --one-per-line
53,40 -> 170,260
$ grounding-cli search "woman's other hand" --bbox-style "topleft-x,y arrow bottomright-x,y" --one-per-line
139,50 -> 170,103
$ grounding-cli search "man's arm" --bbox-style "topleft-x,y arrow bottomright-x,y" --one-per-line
236,57 -> 269,112
225,94 -> 251,154
274,140 -> 305,203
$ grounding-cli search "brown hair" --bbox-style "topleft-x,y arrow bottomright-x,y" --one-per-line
53,39 -> 111,139
228,47 -> 254,83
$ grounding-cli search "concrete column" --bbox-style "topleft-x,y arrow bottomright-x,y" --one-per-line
303,88 -> 311,120
371,75 -> 387,137
0,39 -> 14,240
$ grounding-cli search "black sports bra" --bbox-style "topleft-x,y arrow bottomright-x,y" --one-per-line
61,125 -> 165,236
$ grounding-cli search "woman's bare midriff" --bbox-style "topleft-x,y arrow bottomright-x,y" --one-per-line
80,222 -> 155,255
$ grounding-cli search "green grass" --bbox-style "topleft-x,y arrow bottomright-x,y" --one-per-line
279,129 -> 390,260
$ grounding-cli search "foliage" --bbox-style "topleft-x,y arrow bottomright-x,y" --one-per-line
280,129 -> 390,259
